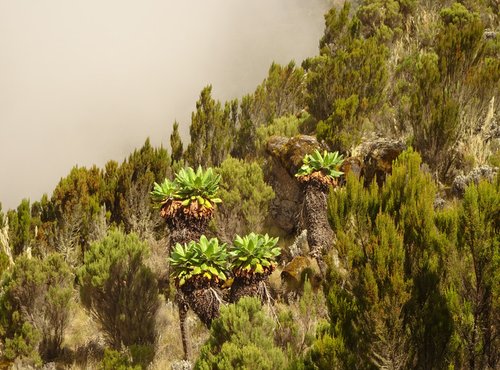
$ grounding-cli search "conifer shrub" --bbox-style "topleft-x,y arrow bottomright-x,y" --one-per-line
215,157 -> 275,239
311,149 -> 454,369
450,176 -> 500,369
255,114 -> 301,151
306,5 -> 389,152
3,322 -> 42,367
0,253 -> 73,364
78,230 -> 159,353
195,297 -> 287,370
0,251 -> 8,278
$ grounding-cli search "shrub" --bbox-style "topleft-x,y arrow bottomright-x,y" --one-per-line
0,253 -> 73,363
98,348 -> 141,370
4,322 -> 42,367
255,114 -> 301,151
78,230 -> 159,350
195,297 -> 287,369
215,157 -> 275,239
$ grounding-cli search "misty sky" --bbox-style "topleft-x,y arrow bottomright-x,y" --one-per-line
0,0 -> 331,210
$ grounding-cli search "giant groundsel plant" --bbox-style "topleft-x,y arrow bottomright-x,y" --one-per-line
169,235 -> 228,288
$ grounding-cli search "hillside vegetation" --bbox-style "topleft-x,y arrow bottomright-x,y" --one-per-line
1,1 -> 499,369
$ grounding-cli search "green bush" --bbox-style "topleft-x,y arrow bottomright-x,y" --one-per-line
78,230 -> 159,350
450,177 -> 499,368
195,297 -> 287,370
0,251 -> 9,278
0,253 -> 73,363
215,157 -> 275,239
98,348 -> 141,370
4,322 -> 42,367
309,149 -> 454,369
255,114 -> 301,151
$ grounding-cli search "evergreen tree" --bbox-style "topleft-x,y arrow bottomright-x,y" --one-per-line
357,0 -> 417,42
186,86 -> 237,167
234,94 -> 257,159
186,85 -> 217,167
7,199 -> 31,256
306,4 -> 389,151
170,120 -> 184,163
233,61 -> 306,159
380,149 -> 453,369
112,139 -> 170,235
394,2 -> 499,179
450,177 -> 499,369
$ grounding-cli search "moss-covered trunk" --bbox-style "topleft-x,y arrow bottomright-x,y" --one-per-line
302,185 -> 339,275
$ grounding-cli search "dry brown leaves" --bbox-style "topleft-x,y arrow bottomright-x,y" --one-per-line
160,199 -> 214,221
297,171 -> 337,192
233,264 -> 275,283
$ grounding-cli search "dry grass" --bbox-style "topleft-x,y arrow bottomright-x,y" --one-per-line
151,297 -> 209,369
59,303 -> 105,369
53,296 -> 211,369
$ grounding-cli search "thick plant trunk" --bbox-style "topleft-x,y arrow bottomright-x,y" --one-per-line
166,212 -> 211,361
169,224 -> 205,361
169,227 -> 204,249
229,278 -> 269,303
183,286 -> 222,327
177,292 -> 191,361
302,186 -> 339,275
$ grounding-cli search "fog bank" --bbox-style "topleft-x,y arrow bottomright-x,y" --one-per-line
0,0 -> 331,210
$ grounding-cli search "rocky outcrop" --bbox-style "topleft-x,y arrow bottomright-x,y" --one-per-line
451,165 -> 498,197
281,255 -> 321,296
265,136 -> 407,231
349,138 -> 407,185
266,135 -> 322,233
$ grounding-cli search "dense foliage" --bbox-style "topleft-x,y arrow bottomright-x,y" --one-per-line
195,297 -> 287,370
215,157 -> 275,240
1,0 -> 498,367
0,254 -> 73,365
78,230 -> 159,352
